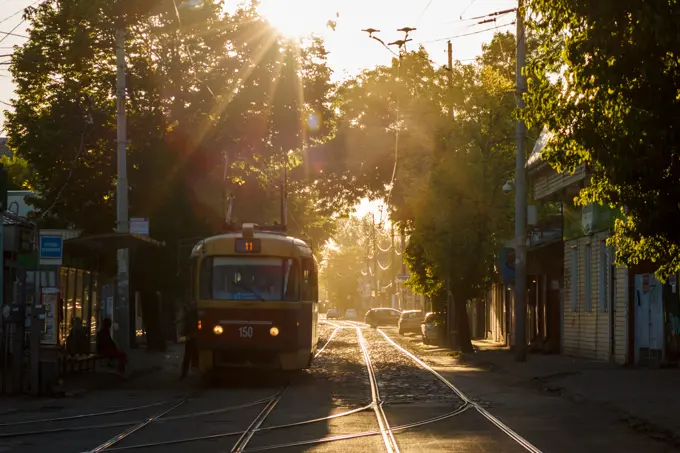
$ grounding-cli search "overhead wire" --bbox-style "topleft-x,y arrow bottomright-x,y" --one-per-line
171,0 -> 216,98
417,20 -> 516,44
0,21 -> 27,45
0,0 -> 41,26
415,0 -> 436,26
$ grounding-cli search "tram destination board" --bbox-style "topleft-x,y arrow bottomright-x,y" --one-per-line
235,238 -> 261,253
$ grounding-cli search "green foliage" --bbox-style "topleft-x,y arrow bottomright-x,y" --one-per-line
0,155 -> 33,190
524,0 -> 680,278
3,0 -> 342,293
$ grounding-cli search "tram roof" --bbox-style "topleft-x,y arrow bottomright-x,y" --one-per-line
191,230 -> 313,258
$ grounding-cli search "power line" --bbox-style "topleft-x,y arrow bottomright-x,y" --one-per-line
459,0 -> 478,19
415,0 -> 436,26
0,0 -> 41,26
41,123 -> 89,218
417,21 -> 516,44
171,0 -> 216,98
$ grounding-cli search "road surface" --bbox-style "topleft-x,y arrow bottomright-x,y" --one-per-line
0,319 -> 674,453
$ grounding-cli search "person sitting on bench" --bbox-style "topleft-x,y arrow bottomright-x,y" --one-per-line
66,317 -> 89,355
96,318 -> 127,375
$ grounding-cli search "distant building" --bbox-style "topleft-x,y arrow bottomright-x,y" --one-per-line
0,137 -> 11,158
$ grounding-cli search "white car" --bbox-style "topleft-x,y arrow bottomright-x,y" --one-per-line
344,309 -> 358,320
326,308 -> 339,319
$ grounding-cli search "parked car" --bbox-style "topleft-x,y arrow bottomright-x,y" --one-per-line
421,312 -> 443,345
398,310 -> 423,335
326,308 -> 339,319
365,308 -> 401,328
344,308 -> 358,320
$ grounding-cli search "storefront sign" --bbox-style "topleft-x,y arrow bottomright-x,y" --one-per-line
41,287 -> 59,345
39,235 -> 63,265
130,218 -> 149,236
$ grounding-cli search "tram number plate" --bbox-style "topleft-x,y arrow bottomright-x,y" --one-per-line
238,326 -> 254,338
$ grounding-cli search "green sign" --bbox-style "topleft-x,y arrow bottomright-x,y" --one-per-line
563,201 -> 620,240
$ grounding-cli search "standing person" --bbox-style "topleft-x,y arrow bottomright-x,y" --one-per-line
96,318 -> 127,375
180,303 -> 198,380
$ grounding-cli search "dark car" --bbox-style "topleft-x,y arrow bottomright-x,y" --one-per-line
364,308 -> 401,328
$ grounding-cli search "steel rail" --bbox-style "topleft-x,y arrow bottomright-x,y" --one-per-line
0,400 -> 173,427
242,404 -> 472,452
377,328 -> 543,453
0,396 -> 278,439
83,395 -> 193,453
230,386 -> 287,453
104,404 -> 375,451
105,404 -> 471,452
356,326 -> 400,453
315,325 -> 340,358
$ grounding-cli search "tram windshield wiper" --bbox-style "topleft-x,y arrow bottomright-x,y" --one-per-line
232,280 -> 266,301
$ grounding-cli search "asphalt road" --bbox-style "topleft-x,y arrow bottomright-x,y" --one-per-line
0,319 -> 674,453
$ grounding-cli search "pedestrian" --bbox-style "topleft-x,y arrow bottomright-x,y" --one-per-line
180,303 -> 199,380
96,318 -> 127,376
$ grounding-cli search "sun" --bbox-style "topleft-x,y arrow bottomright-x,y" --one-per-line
257,0 -> 334,38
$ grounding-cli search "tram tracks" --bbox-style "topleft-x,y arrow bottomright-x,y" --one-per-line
375,328 -> 543,453
356,326 -> 400,453
1,321 -> 542,453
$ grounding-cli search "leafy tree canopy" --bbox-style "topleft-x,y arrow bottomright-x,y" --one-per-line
524,0 -> 680,278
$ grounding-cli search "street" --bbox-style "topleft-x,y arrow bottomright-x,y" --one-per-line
0,320 -> 674,453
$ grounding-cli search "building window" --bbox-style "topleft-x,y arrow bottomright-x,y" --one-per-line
599,241 -> 609,312
585,244 -> 592,311
570,246 -> 578,311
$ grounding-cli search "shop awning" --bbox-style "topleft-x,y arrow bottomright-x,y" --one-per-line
64,233 -> 164,254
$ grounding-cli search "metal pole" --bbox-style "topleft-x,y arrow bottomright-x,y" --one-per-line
115,27 -> 130,353
513,1 -> 527,362
390,225 -> 396,309
282,155 -> 287,230
447,40 -> 453,117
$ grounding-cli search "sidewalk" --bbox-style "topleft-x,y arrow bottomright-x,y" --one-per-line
0,342 -> 184,415
462,339 -> 680,446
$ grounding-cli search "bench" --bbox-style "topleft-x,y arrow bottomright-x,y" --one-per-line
61,353 -> 110,374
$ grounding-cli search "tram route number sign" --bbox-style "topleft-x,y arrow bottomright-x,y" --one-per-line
235,238 -> 261,254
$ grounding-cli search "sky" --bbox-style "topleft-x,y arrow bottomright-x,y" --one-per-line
0,0 -> 517,130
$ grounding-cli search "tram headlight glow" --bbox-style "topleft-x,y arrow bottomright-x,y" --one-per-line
269,326 -> 280,337
213,325 -> 224,335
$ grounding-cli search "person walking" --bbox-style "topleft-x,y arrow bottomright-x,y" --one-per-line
180,303 -> 199,380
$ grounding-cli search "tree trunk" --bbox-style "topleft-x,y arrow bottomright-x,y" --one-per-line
452,292 -> 474,353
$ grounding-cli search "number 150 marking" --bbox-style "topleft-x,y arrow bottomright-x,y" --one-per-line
238,326 -> 254,338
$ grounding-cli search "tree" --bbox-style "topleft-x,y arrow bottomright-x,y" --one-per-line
0,155 -> 33,190
4,0 -> 340,239
524,0 -> 680,278
3,0 -> 343,348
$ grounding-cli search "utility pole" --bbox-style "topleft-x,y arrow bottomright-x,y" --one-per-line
280,150 -> 287,230
390,225 -> 396,309
115,26 -> 131,353
513,0 -> 528,362
447,40 -> 453,117
371,214 -> 378,307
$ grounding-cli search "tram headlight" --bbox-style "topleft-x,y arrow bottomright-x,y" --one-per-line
213,325 -> 224,335
269,326 -> 280,337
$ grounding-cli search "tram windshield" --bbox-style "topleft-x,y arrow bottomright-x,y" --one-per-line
208,257 -> 299,301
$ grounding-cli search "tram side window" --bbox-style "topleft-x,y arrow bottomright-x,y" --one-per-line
283,259 -> 299,302
199,257 -> 212,299
301,258 -> 318,302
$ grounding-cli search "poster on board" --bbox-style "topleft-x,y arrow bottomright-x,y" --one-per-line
41,287 -> 60,345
